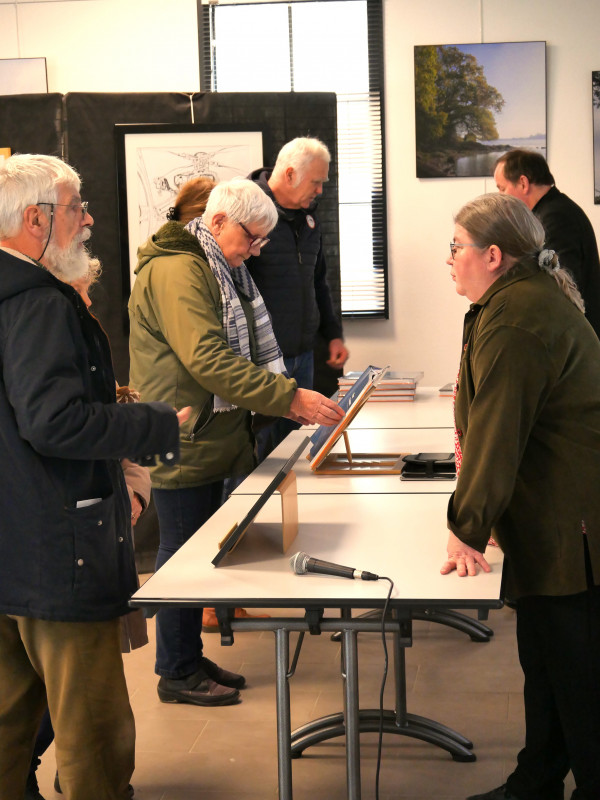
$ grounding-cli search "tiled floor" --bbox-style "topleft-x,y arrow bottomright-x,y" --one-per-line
34,601 -> 576,800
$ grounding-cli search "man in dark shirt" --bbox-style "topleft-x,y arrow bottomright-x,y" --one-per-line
247,137 -> 349,458
494,149 -> 600,337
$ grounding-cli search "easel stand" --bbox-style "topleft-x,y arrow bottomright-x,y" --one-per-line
275,469 -> 299,552
312,431 -> 405,475
217,470 -> 300,555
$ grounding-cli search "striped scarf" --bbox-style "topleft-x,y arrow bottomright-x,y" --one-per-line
185,217 -> 285,412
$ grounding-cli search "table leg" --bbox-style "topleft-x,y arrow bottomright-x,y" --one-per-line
275,628 -> 293,799
342,628 -> 362,800
291,618 -> 476,763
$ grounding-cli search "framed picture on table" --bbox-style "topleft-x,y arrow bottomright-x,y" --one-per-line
308,364 -> 390,472
212,435 -> 311,567
115,124 -> 264,294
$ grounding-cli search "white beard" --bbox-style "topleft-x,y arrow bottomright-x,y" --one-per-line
43,231 -> 94,282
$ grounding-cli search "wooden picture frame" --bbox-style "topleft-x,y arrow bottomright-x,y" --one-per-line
308,365 -> 390,472
212,435 -> 311,567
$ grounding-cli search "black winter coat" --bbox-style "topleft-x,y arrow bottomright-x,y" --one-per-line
246,169 -> 342,358
0,249 -> 179,621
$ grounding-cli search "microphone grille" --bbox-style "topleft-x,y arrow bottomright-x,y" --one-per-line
289,551 -> 309,575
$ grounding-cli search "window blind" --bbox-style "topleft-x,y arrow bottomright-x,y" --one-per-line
197,0 -> 388,318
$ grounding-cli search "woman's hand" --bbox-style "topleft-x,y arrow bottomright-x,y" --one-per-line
440,531 -> 491,577
287,389 -> 345,427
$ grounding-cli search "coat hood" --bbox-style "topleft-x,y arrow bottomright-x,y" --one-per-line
0,249 -> 61,304
135,221 -> 205,276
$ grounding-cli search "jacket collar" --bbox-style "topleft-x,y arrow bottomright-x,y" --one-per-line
469,259 -> 538,312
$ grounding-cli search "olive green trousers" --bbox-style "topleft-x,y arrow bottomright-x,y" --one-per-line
0,614 -> 134,800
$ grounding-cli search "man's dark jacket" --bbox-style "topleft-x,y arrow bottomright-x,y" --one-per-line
246,168 -> 342,358
0,249 -> 179,621
533,185 -> 600,338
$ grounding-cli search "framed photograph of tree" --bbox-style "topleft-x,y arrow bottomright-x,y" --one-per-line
593,72 -> 600,204
414,41 -> 546,178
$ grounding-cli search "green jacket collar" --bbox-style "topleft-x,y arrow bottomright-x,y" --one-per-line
470,259 -> 539,312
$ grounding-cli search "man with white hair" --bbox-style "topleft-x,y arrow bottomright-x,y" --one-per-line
0,153 -> 184,800
247,136 -> 349,459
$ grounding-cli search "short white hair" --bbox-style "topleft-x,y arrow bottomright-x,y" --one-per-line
271,137 -> 331,185
0,154 -> 81,239
203,177 -> 278,231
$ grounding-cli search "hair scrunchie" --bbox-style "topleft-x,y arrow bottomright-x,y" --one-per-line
538,248 -> 558,271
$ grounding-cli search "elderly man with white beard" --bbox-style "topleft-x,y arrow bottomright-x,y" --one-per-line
0,154 -> 188,800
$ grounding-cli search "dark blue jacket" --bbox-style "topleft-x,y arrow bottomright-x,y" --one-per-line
246,168 -> 342,358
0,249 -> 179,621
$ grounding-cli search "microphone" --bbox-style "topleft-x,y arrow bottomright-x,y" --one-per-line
289,551 -> 379,581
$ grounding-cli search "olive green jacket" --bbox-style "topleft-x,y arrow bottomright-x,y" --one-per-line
128,222 -> 297,488
448,260 -> 600,598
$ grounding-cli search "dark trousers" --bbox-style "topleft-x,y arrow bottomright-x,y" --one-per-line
153,483 -> 224,679
506,585 -> 600,800
254,351 -> 314,462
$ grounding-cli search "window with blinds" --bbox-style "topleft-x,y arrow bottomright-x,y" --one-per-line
197,0 -> 388,318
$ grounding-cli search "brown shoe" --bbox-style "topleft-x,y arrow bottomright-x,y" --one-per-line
201,656 -> 246,689
202,607 -> 270,633
157,671 -> 240,706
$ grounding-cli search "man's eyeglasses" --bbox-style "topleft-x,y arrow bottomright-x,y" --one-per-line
37,201 -> 89,219
449,241 -> 481,259
239,221 -> 269,249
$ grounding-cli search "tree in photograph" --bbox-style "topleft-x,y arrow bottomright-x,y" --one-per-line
415,45 -> 505,151
414,46 -> 448,149
435,46 -> 505,144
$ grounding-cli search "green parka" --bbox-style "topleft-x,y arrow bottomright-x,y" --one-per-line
128,222 -> 297,488
448,260 -> 600,599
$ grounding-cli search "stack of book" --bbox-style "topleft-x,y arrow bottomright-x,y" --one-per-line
438,382 -> 455,398
337,370 -> 423,402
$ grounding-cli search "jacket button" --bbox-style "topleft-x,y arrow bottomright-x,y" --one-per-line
97,520 -> 103,526
77,558 -> 84,566
456,429 -> 463,437
119,536 -> 124,543
165,452 -> 174,461
90,365 -> 97,372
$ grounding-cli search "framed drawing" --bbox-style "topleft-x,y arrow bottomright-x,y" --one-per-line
308,365 -> 390,472
115,124 -> 264,291
414,41 -> 546,178
212,435 -> 310,567
593,72 -> 600,204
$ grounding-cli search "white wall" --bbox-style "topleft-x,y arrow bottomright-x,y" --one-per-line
2,0 -> 599,385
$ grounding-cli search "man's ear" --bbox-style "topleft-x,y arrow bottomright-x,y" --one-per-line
22,205 -> 49,241
284,166 -> 296,185
518,174 -> 530,194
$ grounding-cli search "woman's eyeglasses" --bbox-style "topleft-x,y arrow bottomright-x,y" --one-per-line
449,241 -> 481,259
239,221 -> 269,249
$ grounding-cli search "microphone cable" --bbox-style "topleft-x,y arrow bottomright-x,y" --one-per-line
374,576 -> 394,800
